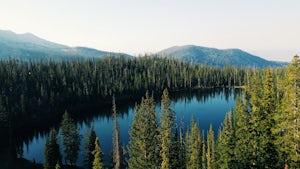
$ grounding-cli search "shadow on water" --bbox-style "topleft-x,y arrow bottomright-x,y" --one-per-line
0,87 -> 242,168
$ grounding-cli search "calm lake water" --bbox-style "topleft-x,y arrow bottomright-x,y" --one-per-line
21,88 -> 241,166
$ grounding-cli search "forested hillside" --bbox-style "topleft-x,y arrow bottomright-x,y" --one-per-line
41,54 -> 299,169
1,55 -> 299,169
0,56 -> 248,132
124,56 -> 299,169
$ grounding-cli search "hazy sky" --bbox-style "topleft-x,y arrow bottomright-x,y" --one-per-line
1,0 -> 299,61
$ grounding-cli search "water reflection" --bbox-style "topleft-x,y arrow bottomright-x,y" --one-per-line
1,88 -> 242,168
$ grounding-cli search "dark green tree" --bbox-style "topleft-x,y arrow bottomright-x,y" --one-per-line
274,55 -> 300,169
248,72 -> 264,168
44,128 -> 61,169
234,95 -> 251,169
160,89 -> 175,169
216,110 -> 235,169
260,68 -> 278,168
177,123 -> 186,169
61,111 -> 81,165
127,92 -> 160,169
248,69 -> 278,168
202,133 -> 206,169
206,124 -> 215,169
84,126 -> 97,169
185,116 -> 202,169
92,137 -> 104,169
169,128 -> 181,169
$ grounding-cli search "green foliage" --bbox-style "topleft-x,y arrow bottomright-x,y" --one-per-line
127,92 -> 160,169
169,128 -> 182,169
92,137 -> 104,169
206,124 -> 215,169
247,69 -> 278,168
44,128 -> 61,169
0,57 -> 249,132
185,116 -> 202,169
160,89 -> 175,169
274,55 -> 300,168
4,54 -> 300,169
201,134 -> 206,169
178,125 -> 186,169
84,126 -> 97,169
233,96 -> 251,169
216,110 -> 235,169
61,111 -> 81,165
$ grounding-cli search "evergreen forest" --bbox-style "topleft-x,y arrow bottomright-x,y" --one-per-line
0,56 -> 247,132
0,55 -> 299,169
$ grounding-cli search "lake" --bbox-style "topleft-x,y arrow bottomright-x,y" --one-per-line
21,88 -> 241,166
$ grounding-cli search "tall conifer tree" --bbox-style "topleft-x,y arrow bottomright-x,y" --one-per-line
274,55 -> 300,168
234,95 -> 251,169
92,137 -> 104,169
61,111 -> 81,165
44,128 -> 61,169
260,68 -> 278,168
216,110 -> 235,169
185,116 -> 202,169
128,92 -> 160,169
169,128 -> 181,169
84,126 -> 97,169
248,72 -> 264,168
112,96 -> 124,169
206,124 -> 215,169
160,89 -> 175,169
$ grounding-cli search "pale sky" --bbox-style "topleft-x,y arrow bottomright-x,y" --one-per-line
0,0 -> 299,61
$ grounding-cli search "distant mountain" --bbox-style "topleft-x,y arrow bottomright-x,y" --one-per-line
0,30 -> 132,60
157,45 -> 287,67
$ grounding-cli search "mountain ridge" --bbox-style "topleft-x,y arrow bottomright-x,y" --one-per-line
0,30 -> 288,67
0,30 -> 132,60
157,45 -> 287,67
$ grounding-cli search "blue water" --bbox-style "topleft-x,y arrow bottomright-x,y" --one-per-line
22,88 -> 239,166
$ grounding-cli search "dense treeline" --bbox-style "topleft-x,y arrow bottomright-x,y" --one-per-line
126,56 -> 297,169
213,56 -> 300,169
85,56 -> 298,169
2,55 -> 299,169
0,56 -> 249,131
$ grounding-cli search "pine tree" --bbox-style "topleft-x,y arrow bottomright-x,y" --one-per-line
202,133 -> 207,169
234,95 -> 251,169
169,128 -> 181,169
216,110 -> 235,169
248,72 -> 265,168
274,55 -> 300,169
160,89 -> 175,169
247,69 -> 279,168
112,96 -> 124,169
128,92 -> 160,169
84,126 -> 97,169
206,124 -> 215,169
61,111 -> 81,165
55,162 -> 60,169
179,124 -> 186,169
44,128 -> 61,169
185,116 -> 202,169
92,137 -> 104,169
260,68 -> 278,168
